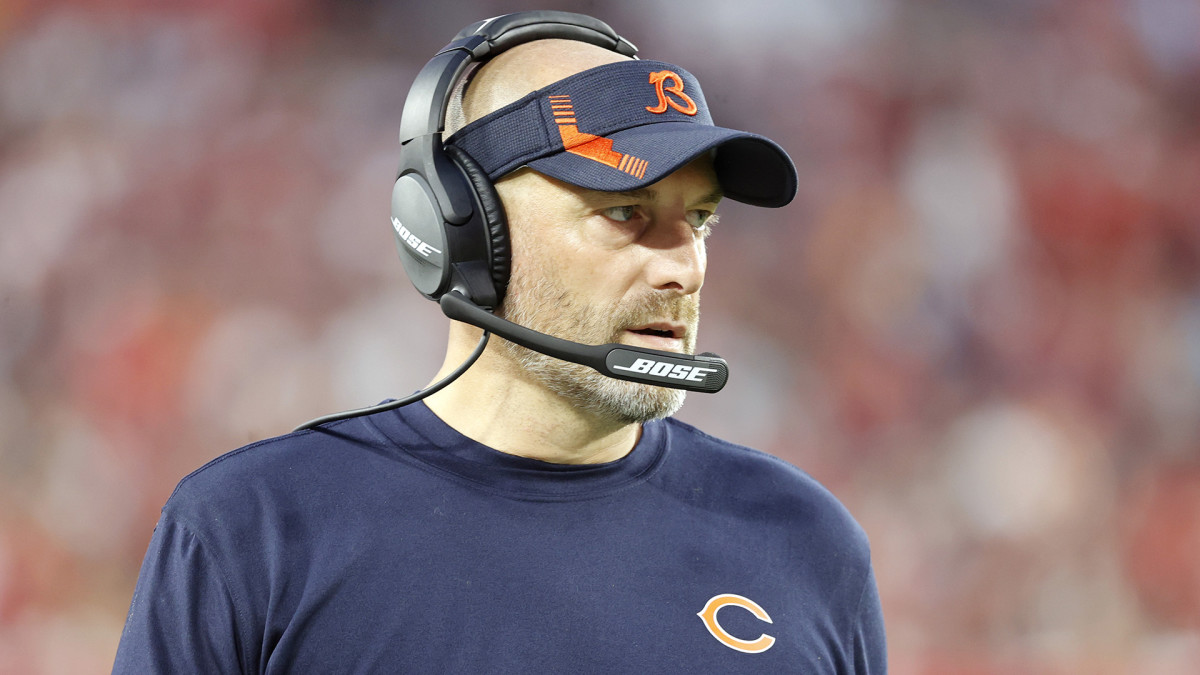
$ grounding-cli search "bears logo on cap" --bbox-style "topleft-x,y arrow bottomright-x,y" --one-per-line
646,70 -> 697,116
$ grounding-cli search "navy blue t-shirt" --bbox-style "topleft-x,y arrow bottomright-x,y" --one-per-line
114,403 -> 886,673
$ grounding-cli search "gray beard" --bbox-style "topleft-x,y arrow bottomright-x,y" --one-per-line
498,275 -> 695,425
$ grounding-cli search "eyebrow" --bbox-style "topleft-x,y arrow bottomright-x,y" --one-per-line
695,189 -> 725,206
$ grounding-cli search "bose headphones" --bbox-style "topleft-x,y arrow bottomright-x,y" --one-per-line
390,11 -> 638,310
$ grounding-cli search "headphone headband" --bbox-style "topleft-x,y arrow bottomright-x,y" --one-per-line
454,12 -> 637,53
398,11 -> 637,144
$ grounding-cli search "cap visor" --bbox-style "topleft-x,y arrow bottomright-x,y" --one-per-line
526,122 -> 798,208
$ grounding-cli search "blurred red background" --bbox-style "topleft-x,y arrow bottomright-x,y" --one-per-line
2,0 -> 1200,672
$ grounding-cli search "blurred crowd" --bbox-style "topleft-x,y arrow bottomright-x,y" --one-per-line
2,0 -> 1199,672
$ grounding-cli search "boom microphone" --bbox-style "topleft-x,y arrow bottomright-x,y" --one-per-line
292,291 -> 728,432
439,291 -> 729,393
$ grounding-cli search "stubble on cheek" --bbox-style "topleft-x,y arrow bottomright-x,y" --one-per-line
496,263 -> 699,423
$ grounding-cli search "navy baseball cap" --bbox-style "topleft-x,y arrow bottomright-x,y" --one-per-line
447,59 -> 798,208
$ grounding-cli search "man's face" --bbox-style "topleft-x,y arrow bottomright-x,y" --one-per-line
495,156 -> 722,424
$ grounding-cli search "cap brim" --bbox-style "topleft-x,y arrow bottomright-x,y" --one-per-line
525,122 -> 798,208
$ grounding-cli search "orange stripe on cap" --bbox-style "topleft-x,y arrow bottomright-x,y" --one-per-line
548,93 -> 650,180
621,156 -> 646,179
624,157 -> 643,178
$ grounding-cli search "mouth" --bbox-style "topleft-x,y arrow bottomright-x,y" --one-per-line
624,323 -> 687,350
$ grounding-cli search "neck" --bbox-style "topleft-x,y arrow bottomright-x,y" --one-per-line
423,324 -> 641,465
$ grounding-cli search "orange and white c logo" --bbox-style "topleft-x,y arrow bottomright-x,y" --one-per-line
645,70 -> 698,116
697,594 -> 776,654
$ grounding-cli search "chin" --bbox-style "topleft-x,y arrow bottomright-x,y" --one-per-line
512,344 -> 687,423
584,375 -> 688,424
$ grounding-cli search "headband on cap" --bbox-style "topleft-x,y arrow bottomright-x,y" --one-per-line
447,60 -> 798,208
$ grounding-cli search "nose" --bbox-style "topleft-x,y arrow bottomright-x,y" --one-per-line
643,218 -> 706,295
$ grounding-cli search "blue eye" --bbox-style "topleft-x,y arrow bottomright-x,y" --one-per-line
687,210 -> 717,231
604,205 -> 637,222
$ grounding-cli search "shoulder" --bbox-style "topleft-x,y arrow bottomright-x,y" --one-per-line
163,415 -> 397,530
659,417 -> 844,504
658,417 -> 871,556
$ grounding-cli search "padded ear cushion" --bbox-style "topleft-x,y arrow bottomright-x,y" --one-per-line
445,143 -> 510,303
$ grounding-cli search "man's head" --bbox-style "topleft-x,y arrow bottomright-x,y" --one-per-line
403,19 -> 795,425
448,40 -> 718,423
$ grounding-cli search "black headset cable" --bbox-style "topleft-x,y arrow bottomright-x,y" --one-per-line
292,330 -> 490,432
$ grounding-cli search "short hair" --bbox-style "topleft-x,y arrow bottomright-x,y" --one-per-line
443,62 -> 480,139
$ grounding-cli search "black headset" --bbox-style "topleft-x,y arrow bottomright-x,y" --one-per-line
391,11 -> 638,310
294,11 -> 725,432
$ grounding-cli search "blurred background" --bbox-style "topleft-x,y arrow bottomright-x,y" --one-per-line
2,0 -> 1199,672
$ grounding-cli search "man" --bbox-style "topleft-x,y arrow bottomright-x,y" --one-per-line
115,14 -> 886,673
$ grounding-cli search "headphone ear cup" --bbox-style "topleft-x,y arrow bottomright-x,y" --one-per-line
445,144 -> 510,305
391,170 -> 453,301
